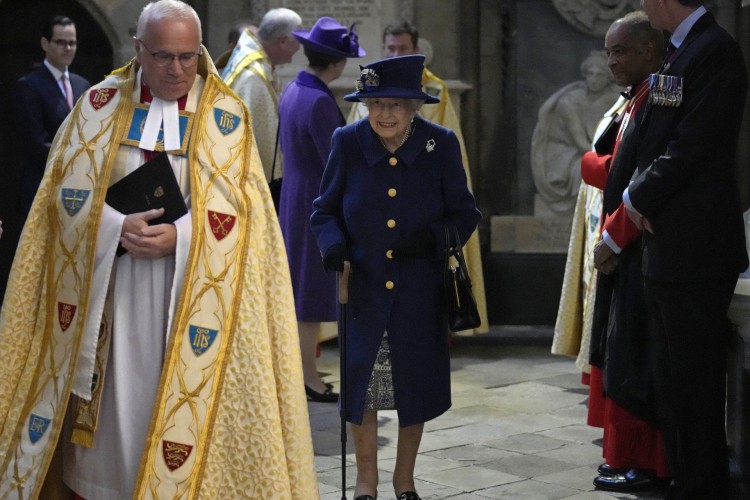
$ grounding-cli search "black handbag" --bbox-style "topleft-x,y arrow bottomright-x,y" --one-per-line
444,225 -> 481,332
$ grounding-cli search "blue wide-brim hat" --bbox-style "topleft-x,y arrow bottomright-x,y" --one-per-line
344,54 -> 440,103
292,17 -> 365,58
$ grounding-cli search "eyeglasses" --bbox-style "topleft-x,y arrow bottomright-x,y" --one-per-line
136,39 -> 202,68
51,39 -> 77,49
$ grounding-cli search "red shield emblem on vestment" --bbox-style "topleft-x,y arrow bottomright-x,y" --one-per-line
89,88 -> 117,110
58,302 -> 77,332
162,440 -> 193,471
207,210 -> 235,241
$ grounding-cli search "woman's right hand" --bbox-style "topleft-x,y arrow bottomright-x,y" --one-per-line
323,244 -> 348,272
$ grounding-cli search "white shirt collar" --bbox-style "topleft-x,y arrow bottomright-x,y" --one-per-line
43,59 -> 69,81
670,5 -> 707,48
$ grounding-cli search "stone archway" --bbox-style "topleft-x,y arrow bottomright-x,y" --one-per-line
0,0 -> 115,90
0,0 -> 114,305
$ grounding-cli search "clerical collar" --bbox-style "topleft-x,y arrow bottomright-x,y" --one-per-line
138,81 -> 188,152
139,82 -> 188,108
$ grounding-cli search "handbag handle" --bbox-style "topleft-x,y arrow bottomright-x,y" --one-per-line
444,224 -> 472,288
443,223 -> 481,332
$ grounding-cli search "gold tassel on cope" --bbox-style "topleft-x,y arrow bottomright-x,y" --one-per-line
70,425 -> 94,448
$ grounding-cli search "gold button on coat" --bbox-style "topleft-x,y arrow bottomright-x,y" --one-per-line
386,250 -> 393,259
387,219 -> 396,228
388,188 -> 397,198
385,281 -> 394,289
388,157 -> 398,166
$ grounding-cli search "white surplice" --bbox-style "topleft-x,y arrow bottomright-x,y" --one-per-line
62,71 -> 202,500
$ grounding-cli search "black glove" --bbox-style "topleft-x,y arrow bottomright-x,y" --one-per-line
393,228 -> 435,259
322,244 -> 347,272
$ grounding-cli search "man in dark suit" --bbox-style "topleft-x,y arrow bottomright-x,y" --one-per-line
624,1 -> 748,498
12,15 -> 90,215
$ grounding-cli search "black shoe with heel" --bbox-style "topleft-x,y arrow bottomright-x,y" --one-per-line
304,384 -> 338,403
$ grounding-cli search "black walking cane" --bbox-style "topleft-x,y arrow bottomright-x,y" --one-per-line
338,260 -> 351,500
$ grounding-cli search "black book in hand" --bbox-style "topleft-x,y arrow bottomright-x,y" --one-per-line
106,151 -> 188,256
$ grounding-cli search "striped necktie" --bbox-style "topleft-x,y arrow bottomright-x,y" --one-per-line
665,42 -> 677,63
659,42 -> 677,73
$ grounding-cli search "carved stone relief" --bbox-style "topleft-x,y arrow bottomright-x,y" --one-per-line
251,0 -> 268,23
530,50 -> 621,215
397,0 -> 414,22
552,0 -> 640,36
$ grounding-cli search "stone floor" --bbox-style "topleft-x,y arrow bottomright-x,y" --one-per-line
309,327 -> 745,500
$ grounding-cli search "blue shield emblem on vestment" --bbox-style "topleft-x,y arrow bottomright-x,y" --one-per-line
214,108 -> 240,136
189,325 -> 219,356
588,213 -> 600,234
28,414 -> 51,444
125,107 -> 191,154
61,188 -> 91,216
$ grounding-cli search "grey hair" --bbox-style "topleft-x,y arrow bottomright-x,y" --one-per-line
614,10 -> 665,58
257,8 -> 302,43
136,0 -> 202,41
363,98 -> 424,112
406,99 -> 425,112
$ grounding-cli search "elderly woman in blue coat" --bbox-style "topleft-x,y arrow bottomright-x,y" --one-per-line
311,54 -> 481,500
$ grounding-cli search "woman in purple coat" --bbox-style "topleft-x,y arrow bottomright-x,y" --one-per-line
311,55 -> 481,500
278,17 -> 364,402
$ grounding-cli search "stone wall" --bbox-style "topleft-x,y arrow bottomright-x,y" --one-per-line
0,0 -> 748,322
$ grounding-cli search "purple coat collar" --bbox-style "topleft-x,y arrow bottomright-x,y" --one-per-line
295,70 -> 335,99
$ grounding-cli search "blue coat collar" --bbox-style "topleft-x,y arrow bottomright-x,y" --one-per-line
355,114 -> 432,168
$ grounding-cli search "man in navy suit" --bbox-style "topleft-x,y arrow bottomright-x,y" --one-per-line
624,1 -> 748,498
12,15 -> 90,215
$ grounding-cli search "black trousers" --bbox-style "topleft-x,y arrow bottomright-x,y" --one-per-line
644,274 -> 737,500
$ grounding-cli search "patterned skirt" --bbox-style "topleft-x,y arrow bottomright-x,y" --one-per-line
364,332 -> 396,410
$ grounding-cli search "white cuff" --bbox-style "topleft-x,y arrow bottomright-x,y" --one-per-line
602,230 -> 622,254
623,186 -> 639,215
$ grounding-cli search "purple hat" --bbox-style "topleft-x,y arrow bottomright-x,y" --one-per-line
344,54 -> 440,103
292,17 -> 365,58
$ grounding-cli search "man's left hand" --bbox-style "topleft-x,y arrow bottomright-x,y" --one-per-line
598,254 -> 619,275
120,208 -> 177,258
593,240 -> 614,270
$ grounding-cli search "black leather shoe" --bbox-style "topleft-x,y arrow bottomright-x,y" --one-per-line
305,384 -> 338,403
396,492 -> 421,500
597,463 -> 627,476
593,469 -> 666,492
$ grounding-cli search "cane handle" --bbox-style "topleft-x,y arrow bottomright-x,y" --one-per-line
338,261 -> 351,305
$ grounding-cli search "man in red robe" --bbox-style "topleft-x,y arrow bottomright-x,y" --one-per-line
580,11 -> 670,493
